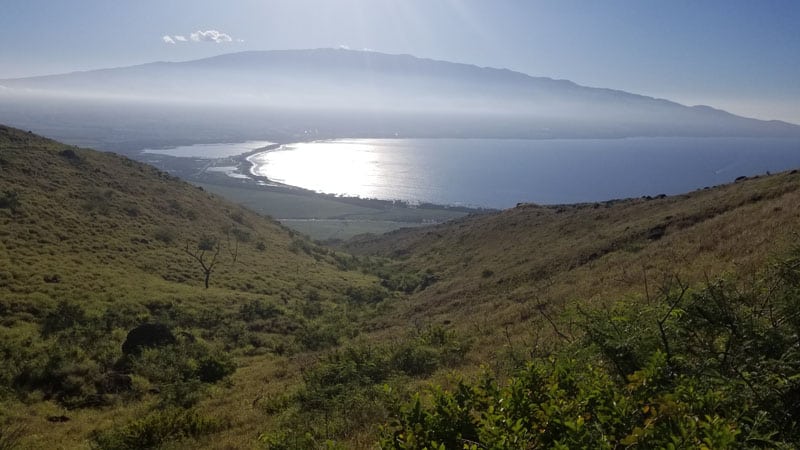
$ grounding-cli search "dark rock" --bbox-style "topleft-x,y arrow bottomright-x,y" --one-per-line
121,323 -> 176,355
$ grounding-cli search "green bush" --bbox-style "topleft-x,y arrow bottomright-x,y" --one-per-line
378,269 -> 438,294
91,407 -> 226,450
301,344 -> 392,410
345,284 -> 389,304
152,227 -> 177,244
392,327 -> 470,376
7,311 -> 124,408
130,339 -> 235,386
124,335 -> 234,408
260,327 -> 470,446
0,190 -> 20,213
40,300 -> 87,337
381,248 -> 800,449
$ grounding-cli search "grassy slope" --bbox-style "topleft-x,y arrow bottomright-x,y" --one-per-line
0,126 -> 373,301
0,125 -> 384,448
344,169 -> 800,362
3,124 -> 800,448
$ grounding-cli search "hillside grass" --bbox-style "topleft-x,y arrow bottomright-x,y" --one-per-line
0,125 -> 403,448
2,124 -> 800,448
342,169 -> 800,367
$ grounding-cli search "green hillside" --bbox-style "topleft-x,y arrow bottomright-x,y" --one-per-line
343,170 -> 800,346
2,125 -> 800,448
0,125 -> 396,448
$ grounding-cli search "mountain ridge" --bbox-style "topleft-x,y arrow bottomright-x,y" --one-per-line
2,48 -> 798,143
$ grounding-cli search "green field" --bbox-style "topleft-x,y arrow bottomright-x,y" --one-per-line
195,181 -> 469,240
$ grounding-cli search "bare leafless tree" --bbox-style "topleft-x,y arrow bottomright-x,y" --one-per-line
185,238 -> 221,289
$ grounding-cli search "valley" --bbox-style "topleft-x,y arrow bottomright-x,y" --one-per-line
2,125 -> 799,448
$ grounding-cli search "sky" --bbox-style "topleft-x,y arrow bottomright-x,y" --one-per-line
1,0 -> 798,123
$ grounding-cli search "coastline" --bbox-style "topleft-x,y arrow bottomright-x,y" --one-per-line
236,143 -> 285,186
223,141 -> 492,214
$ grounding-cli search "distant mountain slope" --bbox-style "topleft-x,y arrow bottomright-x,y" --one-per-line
1,49 -> 798,144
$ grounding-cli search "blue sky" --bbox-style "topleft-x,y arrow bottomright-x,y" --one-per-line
1,0 -> 798,123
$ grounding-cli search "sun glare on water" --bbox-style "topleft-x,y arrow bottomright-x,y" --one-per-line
252,140 -> 385,198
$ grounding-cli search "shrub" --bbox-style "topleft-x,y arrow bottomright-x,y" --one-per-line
197,235 -> 217,251
91,407 -> 226,450
152,227 -> 177,244
130,339 -> 235,388
0,190 -> 20,213
238,299 -> 283,321
381,248 -> 800,449
12,342 -> 109,408
197,355 -> 236,383
57,148 -> 81,161
41,300 -> 86,337
392,327 -> 470,376
378,269 -> 438,294
301,344 -> 393,410
345,284 -> 388,304
295,322 -> 344,351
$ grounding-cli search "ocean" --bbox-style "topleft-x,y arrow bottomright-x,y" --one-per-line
246,137 -> 800,208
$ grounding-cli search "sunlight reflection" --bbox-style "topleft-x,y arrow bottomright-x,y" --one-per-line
254,140 -> 384,198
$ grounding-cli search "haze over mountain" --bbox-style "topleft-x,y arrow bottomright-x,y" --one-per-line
1,48 -> 798,150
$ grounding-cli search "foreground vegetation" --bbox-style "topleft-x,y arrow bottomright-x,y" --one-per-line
2,124 -> 799,448
0,125 -> 397,448
383,246 -> 800,448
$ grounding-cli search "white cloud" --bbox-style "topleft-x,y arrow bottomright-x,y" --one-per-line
190,30 -> 233,43
338,44 -> 350,50
162,30 -> 239,45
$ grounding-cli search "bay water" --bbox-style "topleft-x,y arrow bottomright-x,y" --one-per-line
247,137 -> 800,208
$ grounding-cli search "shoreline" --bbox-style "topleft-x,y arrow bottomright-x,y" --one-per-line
224,143 -> 494,214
